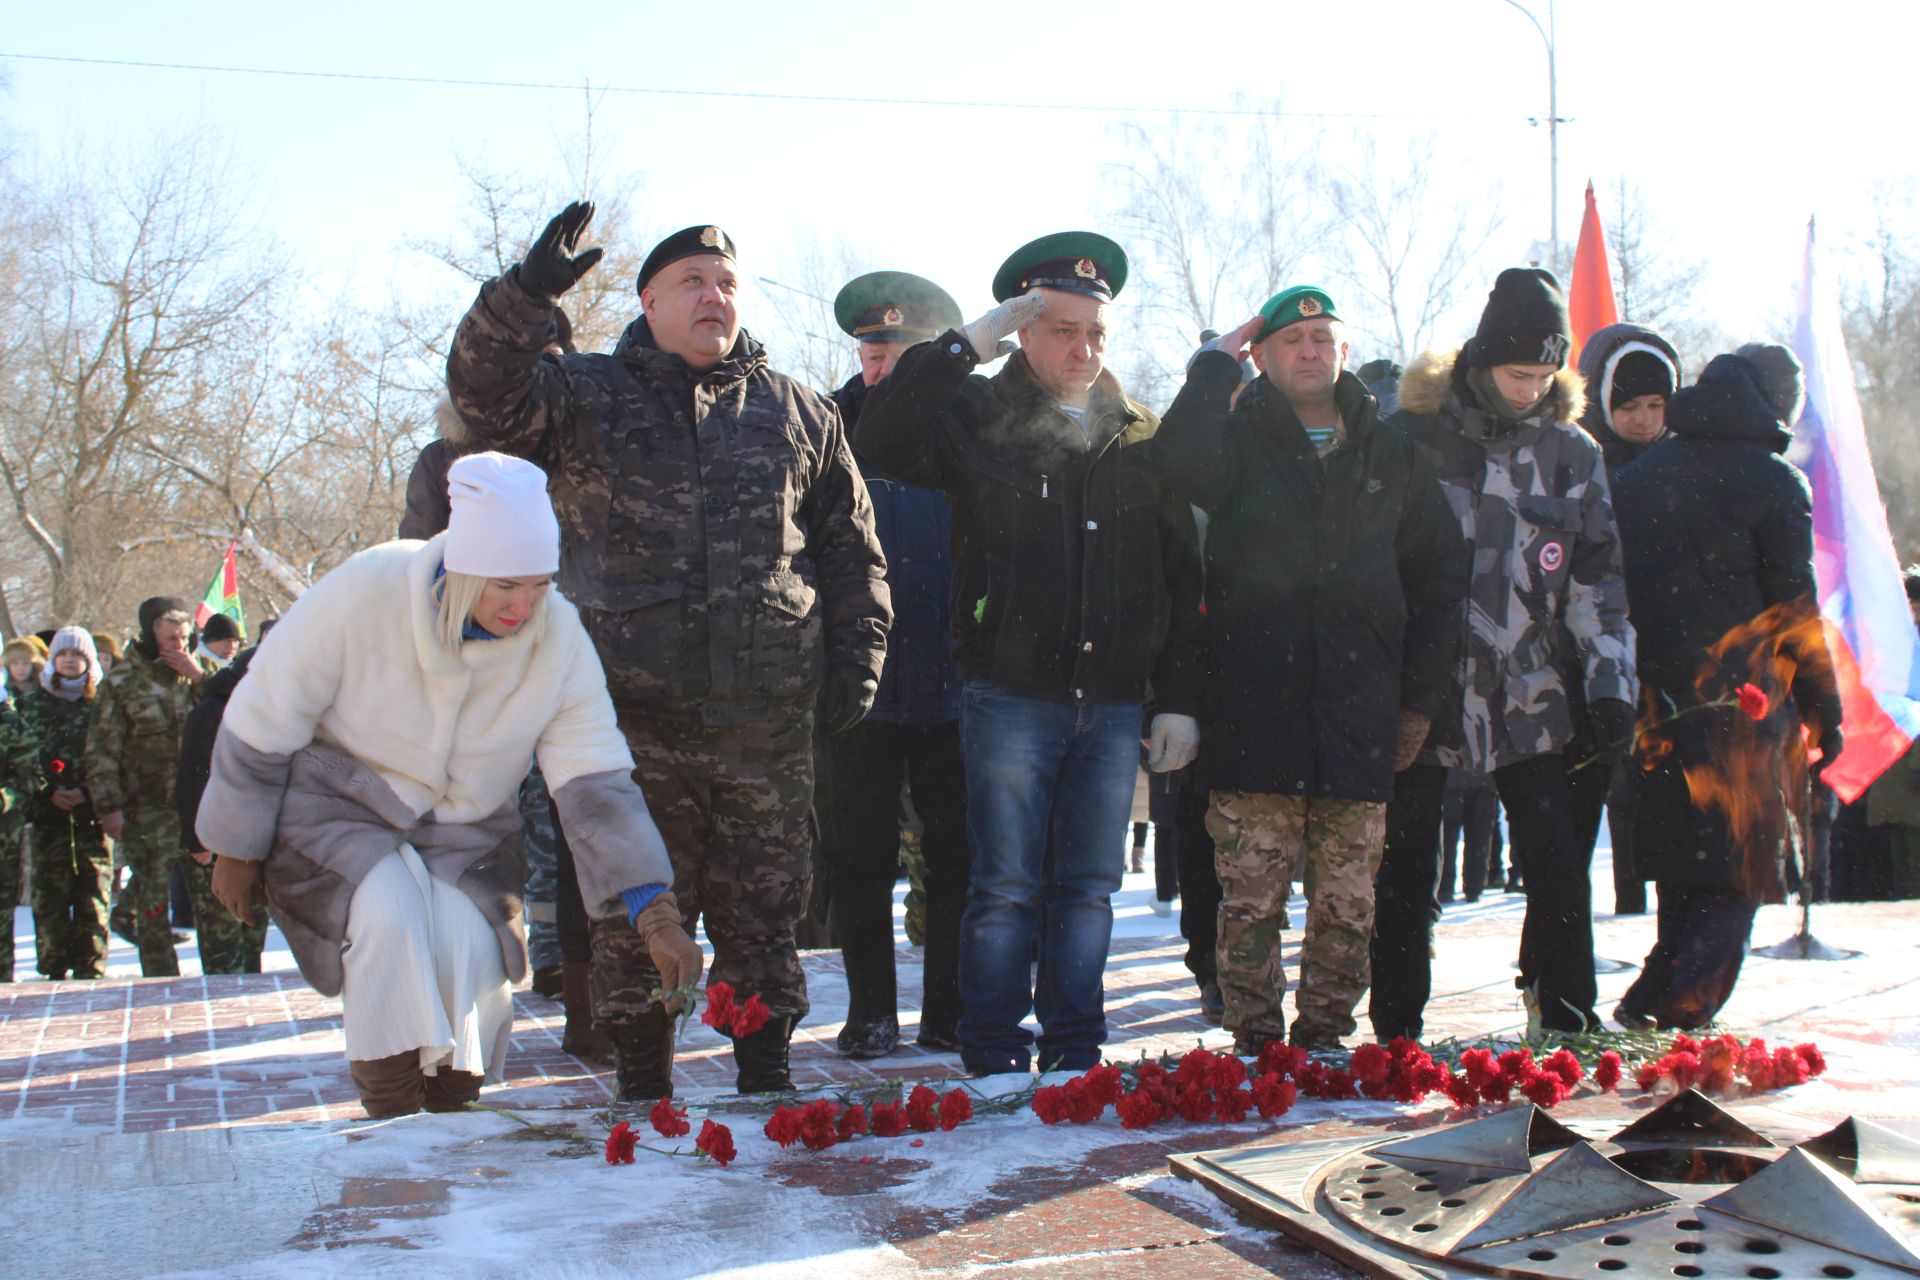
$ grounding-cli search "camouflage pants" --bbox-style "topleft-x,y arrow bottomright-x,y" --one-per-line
182,856 -> 267,974
29,814 -> 112,979
1208,792 -> 1387,1044
519,766 -> 562,972
589,706 -> 814,1028
121,806 -> 184,977
1,811 -> 24,980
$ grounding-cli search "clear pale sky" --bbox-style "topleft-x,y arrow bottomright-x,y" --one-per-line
5,0 -> 1916,371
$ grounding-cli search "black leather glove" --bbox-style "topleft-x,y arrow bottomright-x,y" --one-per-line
518,201 -> 603,300
1811,724 -> 1845,781
818,664 -> 879,735
1590,698 -> 1638,766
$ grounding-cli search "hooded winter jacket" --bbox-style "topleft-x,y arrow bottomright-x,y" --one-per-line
446,268 -> 890,726
1389,349 -> 1638,771
1158,355 -> 1468,801
855,332 -> 1201,713
1577,323 -> 1683,474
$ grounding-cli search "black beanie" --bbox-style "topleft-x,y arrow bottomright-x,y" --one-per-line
1611,349 -> 1675,405
1467,268 -> 1572,369
1733,341 -> 1805,426
134,595 -> 193,661
201,613 -> 243,644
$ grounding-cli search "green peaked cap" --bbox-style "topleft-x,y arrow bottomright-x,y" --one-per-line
833,271 -> 963,342
1255,285 -> 1340,340
991,231 -> 1128,302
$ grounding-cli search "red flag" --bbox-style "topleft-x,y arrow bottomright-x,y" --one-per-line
1567,182 -> 1619,362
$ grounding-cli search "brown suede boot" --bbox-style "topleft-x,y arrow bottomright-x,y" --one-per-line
422,1068 -> 484,1113
560,959 -> 615,1064
350,1051 -> 425,1119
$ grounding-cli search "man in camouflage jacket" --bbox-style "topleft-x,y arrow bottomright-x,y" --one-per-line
0,690 -> 40,982
84,598 -> 216,977
1373,269 -> 1637,1039
447,204 -> 890,1096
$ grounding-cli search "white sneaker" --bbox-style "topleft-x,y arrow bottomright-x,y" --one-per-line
1150,897 -> 1173,917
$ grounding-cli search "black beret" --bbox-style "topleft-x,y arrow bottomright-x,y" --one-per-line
637,225 -> 737,294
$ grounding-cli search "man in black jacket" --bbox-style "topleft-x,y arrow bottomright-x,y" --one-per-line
1158,287 -> 1468,1052
856,232 -> 1203,1076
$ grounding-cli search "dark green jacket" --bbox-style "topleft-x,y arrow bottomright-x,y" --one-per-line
16,686 -> 96,827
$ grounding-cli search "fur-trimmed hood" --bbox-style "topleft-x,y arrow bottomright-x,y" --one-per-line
1393,346 -> 1586,425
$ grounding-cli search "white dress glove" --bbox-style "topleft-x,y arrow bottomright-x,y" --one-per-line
961,291 -> 1046,363
1147,713 -> 1200,773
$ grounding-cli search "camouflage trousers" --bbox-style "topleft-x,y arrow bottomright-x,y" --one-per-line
29,814 -> 112,979
519,766 -> 562,972
1,811 -> 24,981
1208,792 -> 1387,1045
182,857 -> 267,975
589,705 -> 815,1029
122,806 -> 185,977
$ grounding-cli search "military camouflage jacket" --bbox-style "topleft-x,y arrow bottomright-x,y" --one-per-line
15,686 -> 94,823
82,647 -> 212,814
446,269 -> 891,725
1388,348 -> 1637,771
0,701 -> 37,817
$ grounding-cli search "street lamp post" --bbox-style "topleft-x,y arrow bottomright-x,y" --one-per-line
1502,0 -> 1564,266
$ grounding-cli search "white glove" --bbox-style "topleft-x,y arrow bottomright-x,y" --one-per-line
1147,713 -> 1200,773
961,291 -> 1046,363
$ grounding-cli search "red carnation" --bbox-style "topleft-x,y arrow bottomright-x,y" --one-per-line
836,1104 -> 868,1141
1793,1043 -> 1827,1077
1174,1083 -> 1217,1123
649,1095 -> 691,1139
1520,1070 -> 1568,1108
1206,1053 -> 1248,1093
1543,1048 -> 1584,1088
696,1117 -> 736,1167
871,1101 -> 909,1137
732,994 -> 772,1038
906,1085 -> 941,1132
1116,1088 -> 1161,1129
604,1120 -> 639,1165
1251,1073 -> 1297,1119
1496,1048 -> 1534,1082
1065,1078 -> 1105,1125
798,1098 -> 842,1151
938,1088 -> 973,1131
765,1105 -> 804,1148
1083,1063 -> 1126,1108
1349,1043 -> 1391,1090
702,983 -> 739,1032
1736,682 -> 1769,721
1256,1041 -> 1307,1079
1699,1038 -> 1739,1094
1031,1085 -> 1070,1126
1635,1060 -> 1666,1092
1135,1061 -> 1170,1089
1215,1086 -> 1253,1123
1441,1068 -> 1480,1109
1772,1047 -> 1811,1087
1593,1050 -> 1623,1092
1175,1048 -> 1218,1088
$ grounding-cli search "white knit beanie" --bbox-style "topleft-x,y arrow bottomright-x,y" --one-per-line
40,625 -> 103,695
443,452 -> 561,578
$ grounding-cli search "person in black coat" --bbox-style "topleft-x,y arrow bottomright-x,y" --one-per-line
174,646 -> 268,972
1157,286 -> 1468,1052
1611,345 -> 1844,1028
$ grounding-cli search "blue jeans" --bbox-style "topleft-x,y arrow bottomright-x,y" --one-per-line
957,680 -> 1140,1074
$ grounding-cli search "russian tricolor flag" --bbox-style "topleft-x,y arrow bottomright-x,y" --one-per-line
1787,219 -> 1920,802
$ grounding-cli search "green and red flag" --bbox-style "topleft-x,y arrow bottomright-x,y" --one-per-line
196,540 -> 246,638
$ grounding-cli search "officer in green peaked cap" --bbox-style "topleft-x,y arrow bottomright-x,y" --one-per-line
834,271 -> 963,393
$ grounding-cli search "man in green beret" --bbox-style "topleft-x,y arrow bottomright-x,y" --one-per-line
822,272 -> 973,1058
1157,286 -> 1468,1053
856,232 -> 1204,1077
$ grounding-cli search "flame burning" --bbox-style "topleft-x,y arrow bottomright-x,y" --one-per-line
1633,597 -> 1839,891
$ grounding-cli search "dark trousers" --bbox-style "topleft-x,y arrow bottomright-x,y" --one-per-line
1439,771 -> 1500,900
1618,885 -> 1760,1027
1568,759 -> 1647,914
547,802 -> 591,965
1373,754 -> 1598,1039
1174,770 -> 1221,984
824,718 -> 970,1036
1148,770 -> 1181,902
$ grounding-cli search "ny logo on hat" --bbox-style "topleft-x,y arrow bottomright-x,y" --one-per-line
1073,258 -> 1098,279
1297,296 -> 1324,318
1539,335 -> 1569,363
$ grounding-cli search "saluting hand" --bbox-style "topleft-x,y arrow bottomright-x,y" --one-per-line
519,201 -> 604,300
1209,315 -> 1265,364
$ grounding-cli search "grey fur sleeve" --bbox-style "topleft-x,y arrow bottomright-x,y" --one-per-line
549,768 -> 675,919
196,727 -> 294,861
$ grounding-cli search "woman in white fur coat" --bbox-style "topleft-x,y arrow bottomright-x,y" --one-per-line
198,452 -> 701,1118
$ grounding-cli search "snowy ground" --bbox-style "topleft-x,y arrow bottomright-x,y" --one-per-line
4,843 -> 1918,1278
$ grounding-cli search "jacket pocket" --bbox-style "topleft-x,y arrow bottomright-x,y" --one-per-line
750,568 -> 823,698
1515,495 -> 1580,596
581,583 -> 688,705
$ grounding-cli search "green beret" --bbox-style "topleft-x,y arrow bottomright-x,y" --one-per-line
637,225 -> 737,293
991,231 -> 1128,303
833,271 -> 963,342
1255,285 -> 1340,340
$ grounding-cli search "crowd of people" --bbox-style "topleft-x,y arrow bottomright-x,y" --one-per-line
5,200 -> 1913,1124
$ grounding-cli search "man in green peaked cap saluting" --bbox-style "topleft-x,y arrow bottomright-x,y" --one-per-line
1157,288 -> 1468,1055
855,232 -> 1204,1078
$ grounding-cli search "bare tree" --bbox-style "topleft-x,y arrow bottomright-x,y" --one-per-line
753,229 -> 870,397
1844,193 -> 1920,562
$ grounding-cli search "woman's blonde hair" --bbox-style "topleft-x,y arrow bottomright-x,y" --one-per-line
4,636 -> 47,670
433,570 -> 547,650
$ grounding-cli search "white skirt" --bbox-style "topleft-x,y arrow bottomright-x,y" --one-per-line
340,843 -> 514,1082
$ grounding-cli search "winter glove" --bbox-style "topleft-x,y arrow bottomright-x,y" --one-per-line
818,664 -> 879,735
211,855 -> 266,924
1147,713 -> 1200,773
961,291 -> 1046,364
518,201 -> 604,300
1811,723 -> 1845,782
634,891 -> 703,1013
1589,698 -> 1638,766
1393,710 -> 1431,772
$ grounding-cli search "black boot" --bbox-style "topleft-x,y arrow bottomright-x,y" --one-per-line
560,960 -> 615,1064
733,1014 -> 795,1093
609,1007 -> 677,1101
835,882 -> 900,1060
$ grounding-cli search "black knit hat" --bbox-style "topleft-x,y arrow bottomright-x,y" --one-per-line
1611,349 -> 1675,404
1467,268 -> 1572,369
201,613 -> 243,644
